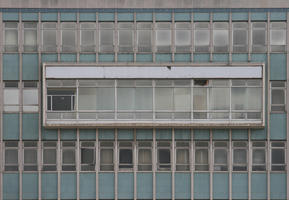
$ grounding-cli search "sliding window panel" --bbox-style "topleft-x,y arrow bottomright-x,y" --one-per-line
78,88 -> 97,110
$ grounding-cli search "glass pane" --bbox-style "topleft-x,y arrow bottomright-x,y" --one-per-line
137,30 -> 152,52
135,88 -> 153,110
209,88 -> 230,110
5,150 -> 18,164
233,149 -> 247,164
24,149 -> 37,164
96,88 -> 115,110
43,149 -> 56,164
138,149 -> 152,164
174,88 -> 190,111
272,89 -> 285,104
158,149 -> 170,164
4,89 -> 19,105
81,148 -> 95,164
23,89 -> 38,105
253,149 -> 265,164
117,88 -> 135,110
272,149 -> 285,164
193,88 -> 207,110
176,149 -> 189,164
231,87 -> 246,110
78,88 -> 97,110
100,149 -> 113,164
155,88 -> 173,110
214,149 -> 227,164
119,149 -> 132,164
195,149 -> 208,164
62,29 -> 76,51
62,150 -> 75,164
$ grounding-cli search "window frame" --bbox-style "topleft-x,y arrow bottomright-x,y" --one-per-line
4,141 -> 19,171
137,141 -> 152,171
157,141 -> 171,171
270,141 -> 286,171
99,141 -> 114,171
42,22 -> 57,52
61,141 -> 76,171
80,22 -> 96,52
232,141 -> 248,171
42,141 -> 57,171
4,22 -> 18,52
80,141 -> 96,171
23,22 -> 38,52
252,141 -> 267,171
175,141 -> 190,171
61,22 -> 77,52
270,81 -> 287,113
23,141 -> 38,171
213,141 -> 228,171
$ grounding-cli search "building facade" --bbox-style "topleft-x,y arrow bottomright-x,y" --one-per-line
0,0 -> 288,199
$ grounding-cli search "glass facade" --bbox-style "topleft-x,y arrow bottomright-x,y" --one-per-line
0,6 -> 288,200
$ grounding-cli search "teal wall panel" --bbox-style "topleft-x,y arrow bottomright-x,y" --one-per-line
212,54 -> 229,62
98,53 -> 115,62
232,12 -> 248,21
232,129 -> 248,140
79,13 -> 96,21
79,173 -> 96,199
22,113 -> 39,140
41,53 -> 58,62
79,54 -> 96,62
3,173 -> 19,200
118,173 -> 134,199
251,12 -> 267,21
42,128 -> 58,140
60,12 -> 77,21
118,129 -> 134,140
156,54 -> 172,62
137,173 -> 153,199
270,53 -> 287,80
175,129 -> 191,140
3,54 -> 19,80
193,53 -> 210,62
175,173 -> 191,199
22,54 -> 38,80
22,173 -> 38,199
118,13 -> 134,21
270,173 -> 286,199
155,13 -> 172,21
213,12 -> 229,21
98,13 -> 115,21
251,128 -> 267,140
60,129 -> 77,140
193,13 -> 210,21
3,12 -> 19,21
41,13 -> 58,21
270,114 -> 287,140
156,172 -> 172,199
136,129 -> 153,140
79,129 -> 96,140
136,53 -> 153,62
156,129 -> 172,140
99,173 -> 115,199
270,12 -> 287,21
251,53 -> 267,63
118,54 -> 134,62
22,13 -> 38,21
42,173 -> 58,199
232,54 -> 248,62
251,173 -> 267,199
193,129 -> 210,140
194,173 -> 210,199
212,129 -> 229,140
3,113 -> 19,140
232,173 -> 248,199
136,13 -> 153,21
174,13 -> 191,21
213,173 -> 229,199
61,173 -> 77,199
60,53 -> 77,62
174,53 -> 191,62
98,129 -> 115,140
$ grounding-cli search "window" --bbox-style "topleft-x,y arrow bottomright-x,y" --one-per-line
61,141 -> 76,171
23,141 -> 38,171
213,22 -> 229,52
61,23 -> 76,52
99,23 -> 114,52
4,22 -> 18,51
252,22 -> 267,52
23,22 -> 37,52
232,22 -> 248,52
252,141 -> 266,171
195,141 -> 209,171
81,141 -> 95,171
157,141 -> 171,170
42,22 -> 57,51
4,82 -> 19,112
175,23 -> 191,52
5,141 -> 18,171
100,141 -> 114,171
271,81 -> 286,112
138,141 -> 152,171
119,142 -> 133,169
193,79 -> 208,119
80,23 -> 96,52
271,142 -> 286,171
214,141 -> 228,171
23,82 -> 38,112
270,22 -> 286,52
137,23 -> 152,52
42,141 -> 57,171
118,23 -> 134,52
232,141 -> 247,171
156,23 -> 171,52
194,23 -> 210,52
175,141 -> 190,171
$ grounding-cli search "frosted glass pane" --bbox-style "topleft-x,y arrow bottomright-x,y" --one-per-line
117,88 -> 135,110
214,149 -> 227,164
231,87 -> 246,110
175,30 -> 191,45
4,89 -> 19,105
247,88 -> 262,110
213,30 -> 228,46
155,88 -> 173,110
156,30 -> 171,45
62,30 -> 76,51
174,88 -> 190,111
78,88 -> 97,110
100,30 -> 113,45
23,89 -> 38,105
195,30 -> 209,45
209,88 -> 230,110
135,88 -> 153,110
193,88 -> 207,110
96,88 -> 114,110
270,30 -> 286,45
